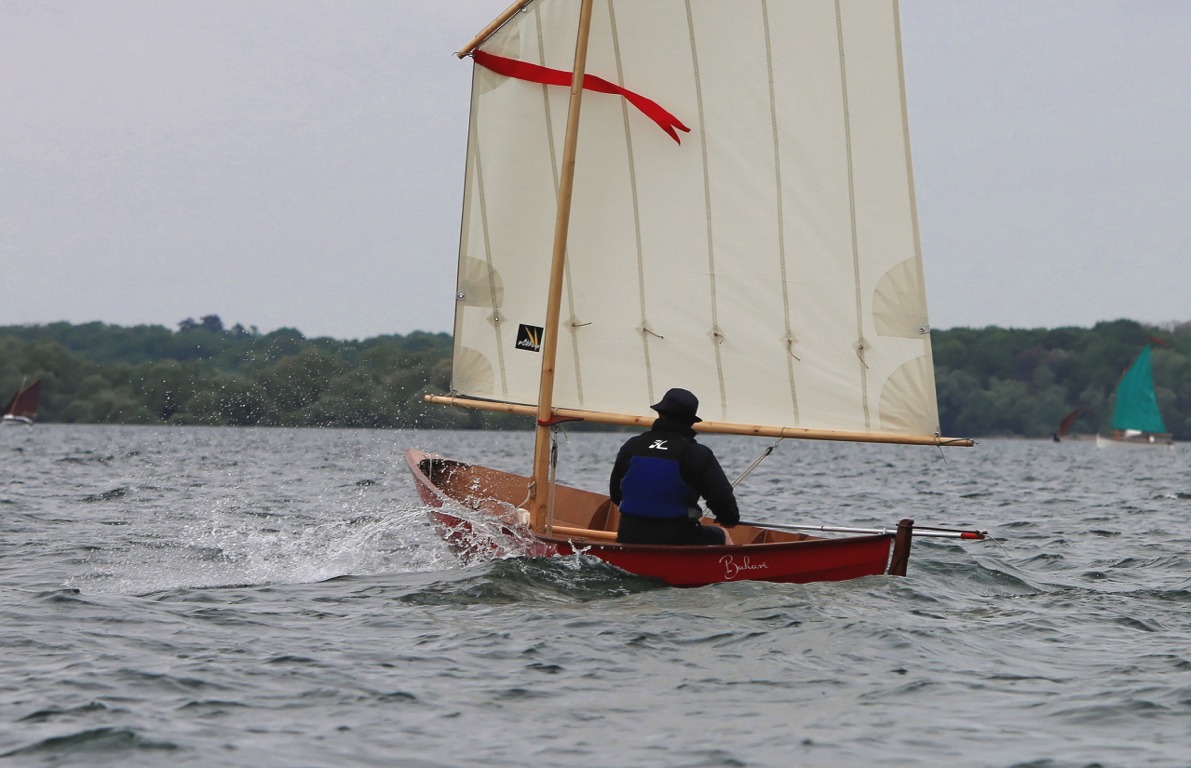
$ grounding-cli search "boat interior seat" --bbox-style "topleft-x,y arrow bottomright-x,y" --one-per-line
586,499 -> 620,533
747,527 -> 783,544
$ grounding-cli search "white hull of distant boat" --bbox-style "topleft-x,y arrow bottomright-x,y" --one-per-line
1095,433 -> 1173,449
1,414 -> 34,426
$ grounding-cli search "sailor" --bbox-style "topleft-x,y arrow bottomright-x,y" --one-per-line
610,388 -> 739,545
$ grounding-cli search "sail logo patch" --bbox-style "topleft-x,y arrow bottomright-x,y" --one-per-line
516,324 -> 544,352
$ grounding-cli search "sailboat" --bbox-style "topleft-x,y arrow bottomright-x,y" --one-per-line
2,377 -> 41,425
406,0 -> 980,587
1052,407 -> 1084,442
1096,344 -> 1173,448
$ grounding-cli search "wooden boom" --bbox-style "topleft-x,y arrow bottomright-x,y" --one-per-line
424,394 -> 974,447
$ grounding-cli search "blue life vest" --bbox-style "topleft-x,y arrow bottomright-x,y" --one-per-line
617,434 -> 693,520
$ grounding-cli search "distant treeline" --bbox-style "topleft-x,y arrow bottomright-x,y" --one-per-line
0,317 -> 518,430
2,316 -> 1189,439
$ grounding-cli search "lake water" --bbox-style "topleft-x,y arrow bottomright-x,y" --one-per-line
2,425 -> 1188,767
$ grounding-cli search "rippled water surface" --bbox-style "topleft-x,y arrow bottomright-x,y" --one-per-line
2,425 -> 1188,767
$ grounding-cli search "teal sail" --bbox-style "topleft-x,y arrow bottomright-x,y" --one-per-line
1110,345 -> 1167,433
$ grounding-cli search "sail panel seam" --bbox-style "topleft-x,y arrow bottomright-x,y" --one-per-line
472,103 -> 509,397
607,0 -> 655,403
686,0 -> 728,420
836,0 -> 871,430
761,0 -> 799,424
534,8 -> 585,407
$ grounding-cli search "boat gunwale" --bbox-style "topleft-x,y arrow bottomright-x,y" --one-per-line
405,448 -> 896,552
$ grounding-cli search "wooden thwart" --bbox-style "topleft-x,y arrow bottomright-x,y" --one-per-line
550,524 -> 618,541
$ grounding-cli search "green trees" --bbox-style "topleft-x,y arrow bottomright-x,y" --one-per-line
932,319 -> 1189,439
0,321 -> 519,429
1,318 -> 1187,437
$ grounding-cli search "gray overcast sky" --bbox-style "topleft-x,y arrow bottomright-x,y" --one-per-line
2,1 -> 1189,340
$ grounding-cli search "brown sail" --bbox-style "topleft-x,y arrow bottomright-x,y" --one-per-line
2,378 -> 41,424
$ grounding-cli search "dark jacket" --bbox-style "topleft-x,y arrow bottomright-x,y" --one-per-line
609,416 -> 740,527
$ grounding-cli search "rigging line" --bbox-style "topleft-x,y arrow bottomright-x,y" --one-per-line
932,432 -> 949,465
546,423 -> 573,528
933,435 -> 978,462
731,438 -> 784,488
546,427 -> 560,531
983,533 -> 1010,556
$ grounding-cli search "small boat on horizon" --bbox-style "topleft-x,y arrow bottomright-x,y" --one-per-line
1096,343 -> 1172,449
2,377 -> 41,426
1052,407 -> 1085,442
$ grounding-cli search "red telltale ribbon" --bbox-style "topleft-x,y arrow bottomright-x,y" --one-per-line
472,49 -> 690,145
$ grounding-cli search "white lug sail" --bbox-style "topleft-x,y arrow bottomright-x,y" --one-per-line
451,0 -> 938,439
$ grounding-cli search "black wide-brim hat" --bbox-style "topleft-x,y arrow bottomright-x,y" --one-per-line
651,387 -> 702,423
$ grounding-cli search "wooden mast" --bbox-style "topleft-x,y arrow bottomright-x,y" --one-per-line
528,0 -> 597,534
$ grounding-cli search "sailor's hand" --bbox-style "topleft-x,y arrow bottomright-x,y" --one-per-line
717,511 -> 740,528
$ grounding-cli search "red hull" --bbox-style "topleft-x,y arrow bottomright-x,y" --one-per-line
406,449 -> 902,588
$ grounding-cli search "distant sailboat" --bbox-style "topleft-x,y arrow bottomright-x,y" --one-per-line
2,378 -> 41,425
1096,344 -> 1172,448
1052,407 -> 1084,442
